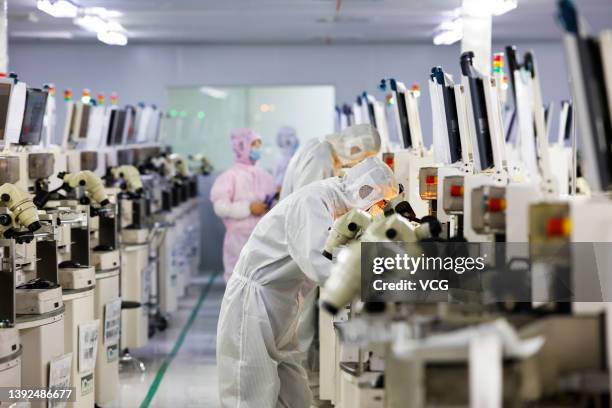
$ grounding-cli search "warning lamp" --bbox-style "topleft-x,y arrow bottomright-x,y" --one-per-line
426,175 -> 437,185
0,72 -> 6,78
97,93 -> 105,105
487,197 -> 506,212
546,217 -> 571,237
81,88 -> 91,104
385,93 -> 394,106
450,184 -> 464,197
64,89 -> 73,102
411,83 -> 421,98
110,92 -> 118,106
48,83 -> 56,96
493,53 -> 504,73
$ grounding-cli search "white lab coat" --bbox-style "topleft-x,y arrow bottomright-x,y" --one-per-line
217,158 -> 398,407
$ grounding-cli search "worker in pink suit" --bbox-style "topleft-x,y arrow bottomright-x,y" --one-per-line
210,128 -> 276,282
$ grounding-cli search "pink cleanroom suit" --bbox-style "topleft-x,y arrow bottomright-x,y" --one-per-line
210,128 -> 276,281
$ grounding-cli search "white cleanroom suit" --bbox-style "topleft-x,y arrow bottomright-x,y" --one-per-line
217,157 -> 398,408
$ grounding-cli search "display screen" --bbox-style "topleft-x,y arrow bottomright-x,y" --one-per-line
125,106 -> 136,143
78,104 -> 91,140
0,83 -> 11,143
19,88 -> 48,145
441,84 -> 462,163
394,90 -> 412,149
111,109 -> 127,145
106,109 -> 117,146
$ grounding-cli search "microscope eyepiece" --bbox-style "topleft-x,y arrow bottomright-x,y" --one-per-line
28,221 -> 42,232
320,301 -> 339,316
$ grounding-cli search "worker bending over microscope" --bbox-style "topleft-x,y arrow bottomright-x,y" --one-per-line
216,157 -> 399,408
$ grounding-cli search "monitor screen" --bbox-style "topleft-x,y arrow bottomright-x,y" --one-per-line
0,83 -> 11,143
461,52 -> 494,170
78,104 -> 91,140
19,88 -> 48,145
441,84 -> 462,163
393,88 -> 412,149
111,109 -> 127,145
106,109 -> 117,146
125,106 -> 136,143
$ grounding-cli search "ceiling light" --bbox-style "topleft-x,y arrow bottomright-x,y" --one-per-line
433,17 -> 463,45
37,0 -> 79,18
75,15 -> 107,33
84,7 -> 122,18
97,30 -> 128,46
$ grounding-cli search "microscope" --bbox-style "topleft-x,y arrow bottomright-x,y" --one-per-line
108,158 -> 152,370
0,180 -> 44,402
188,153 -> 214,176
319,214 -> 438,406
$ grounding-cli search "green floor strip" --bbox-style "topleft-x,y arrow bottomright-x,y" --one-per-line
139,272 -> 220,408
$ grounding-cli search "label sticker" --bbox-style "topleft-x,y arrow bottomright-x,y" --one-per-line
78,320 -> 99,373
104,299 -> 121,345
48,353 -> 73,408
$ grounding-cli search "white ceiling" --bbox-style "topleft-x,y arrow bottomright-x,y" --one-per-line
7,0 -> 612,44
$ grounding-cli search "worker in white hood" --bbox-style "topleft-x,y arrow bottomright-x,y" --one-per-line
280,123 -> 382,199
217,156 -> 399,408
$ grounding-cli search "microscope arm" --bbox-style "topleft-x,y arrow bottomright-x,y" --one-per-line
322,208 -> 373,260
62,170 -> 110,206
111,165 -> 144,194
171,154 -> 191,178
320,214 -> 417,314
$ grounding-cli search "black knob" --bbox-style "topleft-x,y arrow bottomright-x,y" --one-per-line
0,214 -> 11,226
348,222 -> 357,232
386,228 -> 397,239
1,194 -> 10,202
79,180 -> 86,186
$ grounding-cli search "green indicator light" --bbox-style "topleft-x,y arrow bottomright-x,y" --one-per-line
169,109 -> 178,118
197,111 -> 205,119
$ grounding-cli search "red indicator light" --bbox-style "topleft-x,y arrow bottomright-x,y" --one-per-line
487,197 -> 506,212
450,185 -> 464,197
546,217 -> 571,237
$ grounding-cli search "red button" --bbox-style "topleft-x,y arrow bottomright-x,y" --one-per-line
426,175 -> 437,185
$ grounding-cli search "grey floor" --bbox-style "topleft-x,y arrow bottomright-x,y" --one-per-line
108,274 -> 224,408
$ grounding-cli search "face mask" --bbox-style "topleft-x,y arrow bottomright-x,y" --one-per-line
249,148 -> 262,162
